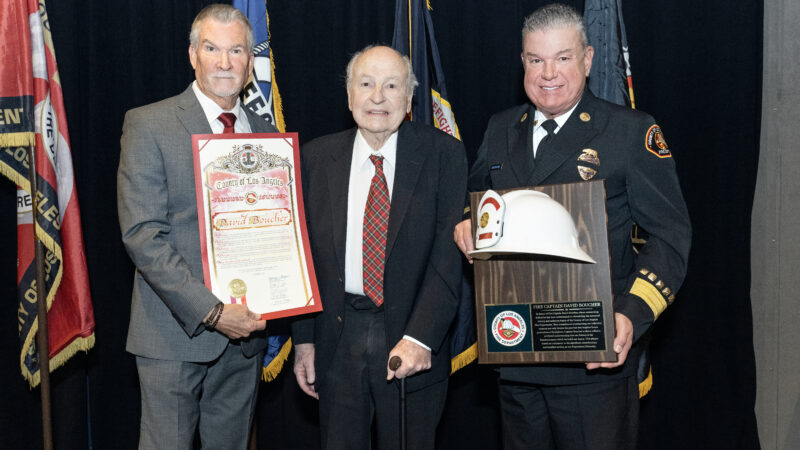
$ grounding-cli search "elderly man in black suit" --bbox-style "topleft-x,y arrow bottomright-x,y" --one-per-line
292,45 -> 467,449
454,4 -> 691,450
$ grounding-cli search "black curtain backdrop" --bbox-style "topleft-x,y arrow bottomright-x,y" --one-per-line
0,0 -> 762,449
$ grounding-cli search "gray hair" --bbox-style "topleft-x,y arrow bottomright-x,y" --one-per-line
522,3 -> 588,50
345,45 -> 419,97
189,4 -> 254,53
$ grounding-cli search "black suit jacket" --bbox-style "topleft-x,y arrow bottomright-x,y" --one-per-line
470,90 -> 691,385
292,120 -> 468,392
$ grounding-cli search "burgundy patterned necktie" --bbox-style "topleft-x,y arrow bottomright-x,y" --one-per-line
363,155 -> 390,306
218,113 -> 237,134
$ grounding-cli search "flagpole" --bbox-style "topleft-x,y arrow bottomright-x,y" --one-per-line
26,145 -> 55,450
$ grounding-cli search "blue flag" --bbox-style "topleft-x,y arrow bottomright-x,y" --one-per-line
391,0 -> 460,139
584,0 -> 635,108
392,0 -> 475,374
235,0 -> 286,131
233,0 -> 291,382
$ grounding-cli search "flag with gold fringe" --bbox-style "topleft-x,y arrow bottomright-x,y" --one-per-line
235,0 -> 286,132
584,0 -> 651,397
0,0 -> 95,387
391,0 -> 460,138
233,0 -> 292,382
392,0 -> 476,374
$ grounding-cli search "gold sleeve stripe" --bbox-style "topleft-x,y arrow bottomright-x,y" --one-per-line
630,278 -> 668,318
638,365 -> 653,399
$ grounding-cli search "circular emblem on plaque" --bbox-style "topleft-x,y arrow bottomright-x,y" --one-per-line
245,191 -> 259,205
228,279 -> 247,298
491,311 -> 527,347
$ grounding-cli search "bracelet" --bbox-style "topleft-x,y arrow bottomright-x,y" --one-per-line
203,303 -> 219,328
208,307 -> 223,330
204,303 -> 224,330
208,304 -> 223,330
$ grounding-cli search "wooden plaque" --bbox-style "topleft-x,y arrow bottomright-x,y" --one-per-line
472,180 -> 616,364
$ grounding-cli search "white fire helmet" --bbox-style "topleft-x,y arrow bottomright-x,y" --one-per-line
469,189 -> 596,263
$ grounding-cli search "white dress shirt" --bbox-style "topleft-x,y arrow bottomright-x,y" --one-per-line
343,129 -> 428,350
532,101 -> 579,157
192,81 -> 252,134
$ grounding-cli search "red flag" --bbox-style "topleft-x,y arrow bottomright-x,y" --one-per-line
1,0 -> 95,387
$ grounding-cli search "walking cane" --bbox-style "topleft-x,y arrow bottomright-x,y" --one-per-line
389,355 -> 406,450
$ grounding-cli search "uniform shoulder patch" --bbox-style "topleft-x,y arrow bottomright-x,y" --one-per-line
645,124 -> 671,158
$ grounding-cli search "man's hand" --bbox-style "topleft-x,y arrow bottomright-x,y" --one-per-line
586,313 -> 634,370
293,343 -> 318,399
386,338 -> 432,380
454,219 -> 474,263
207,304 -> 266,339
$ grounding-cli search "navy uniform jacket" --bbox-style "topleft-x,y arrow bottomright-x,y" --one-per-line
292,120 -> 468,393
469,90 -> 691,385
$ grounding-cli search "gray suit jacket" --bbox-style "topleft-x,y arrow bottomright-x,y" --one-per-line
118,85 -> 275,362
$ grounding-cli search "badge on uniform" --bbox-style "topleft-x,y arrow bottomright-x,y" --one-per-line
576,148 -> 600,180
645,125 -> 671,158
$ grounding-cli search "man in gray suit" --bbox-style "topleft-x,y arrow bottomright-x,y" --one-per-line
117,4 -> 274,449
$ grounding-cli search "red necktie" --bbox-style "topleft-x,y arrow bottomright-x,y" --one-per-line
218,113 -> 237,134
363,155 -> 390,306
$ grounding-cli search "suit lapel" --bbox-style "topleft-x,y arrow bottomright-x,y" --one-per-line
176,84 -> 275,134
327,129 -> 356,279
245,107 -> 276,133
530,93 -> 601,186
385,122 -> 424,260
507,107 -> 535,186
175,86 -> 212,136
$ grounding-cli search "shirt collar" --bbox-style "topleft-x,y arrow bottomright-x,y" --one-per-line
192,81 -> 246,127
533,99 -> 581,134
353,128 -> 398,171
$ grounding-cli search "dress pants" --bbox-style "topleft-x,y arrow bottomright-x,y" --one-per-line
318,294 -> 448,450
498,375 -> 639,450
136,342 -> 263,450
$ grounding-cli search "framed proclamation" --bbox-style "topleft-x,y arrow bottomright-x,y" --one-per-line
192,133 -> 322,320
470,180 -> 616,364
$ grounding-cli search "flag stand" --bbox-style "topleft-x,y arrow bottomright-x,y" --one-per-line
27,144 -> 55,450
